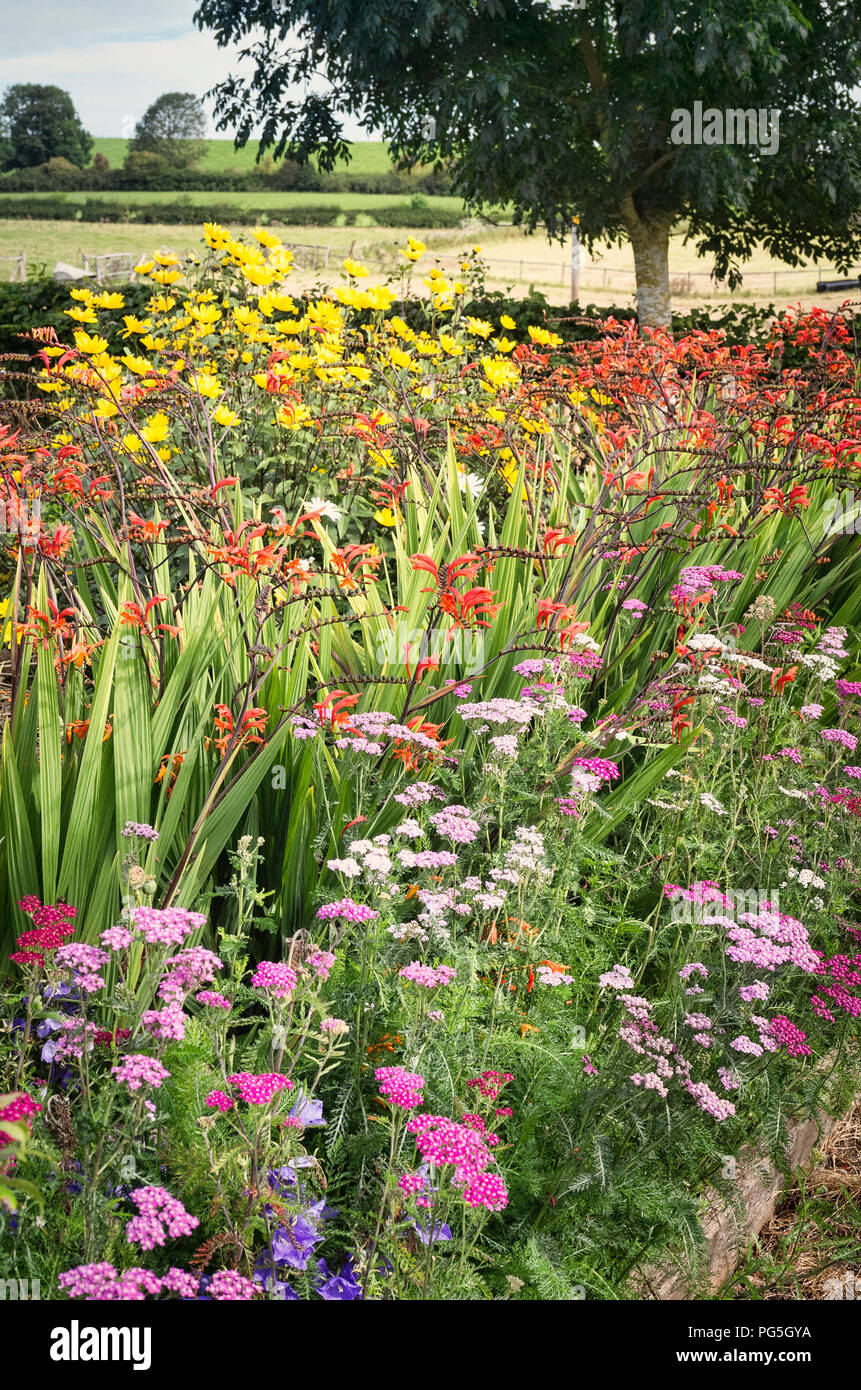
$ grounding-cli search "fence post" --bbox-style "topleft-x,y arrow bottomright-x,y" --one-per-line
17,252 -> 25,282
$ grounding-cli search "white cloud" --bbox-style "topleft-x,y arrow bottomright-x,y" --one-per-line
0,31 -> 252,138
0,19 -> 373,143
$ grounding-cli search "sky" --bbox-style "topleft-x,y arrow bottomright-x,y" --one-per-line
0,1 -> 371,143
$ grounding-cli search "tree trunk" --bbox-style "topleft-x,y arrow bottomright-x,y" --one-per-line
570,219 -> 580,303
620,199 -> 672,327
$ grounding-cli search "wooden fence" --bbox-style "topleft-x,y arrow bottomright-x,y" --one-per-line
78,251 -> 148,285
0,252 -> 25,283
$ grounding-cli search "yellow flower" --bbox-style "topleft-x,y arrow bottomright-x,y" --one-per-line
374,507 -> 399,527
343,258 -> 369,277
242,264 -> 277,288
121,353 -> 153,376
307,300 -> 343,334
482,356 -> 521,389
388,346 -> 415,371
500,314 -> 517,330
92,291 -> 125,309
258,291 -> 297,316
528,325 -> 562,347
492,336 -> 517,354
203,222 -> 230,249
368,447 -> 395,470
439,334 -> 463,356
277,401 -> 313,429
141,412 -> 170,444
188,372 -> 221,399
233,305 -> 262,333
93,398 -> 119,420
387,316 -> 417,342
400,236 -> 426,262
152,269 -> 183,286
73,330 -> 109,355
69,287 -> 95,303
362,284 -> 395,312
189,304 -> 222,329
121,315 -> 152,338
212,404 -> 240,428
134,261 -> 155,276
65,306 -> 97,324
278,317 -> 310,336
465,317 -> 494,339
252,226 -> 283,249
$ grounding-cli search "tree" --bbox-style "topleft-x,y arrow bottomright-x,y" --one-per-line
193,1 -> 861,324
129,93 -> 207,170
0,84 -> 92,170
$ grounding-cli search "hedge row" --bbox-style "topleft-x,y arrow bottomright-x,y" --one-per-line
0,196 -> 463,229
0,164 -> 453,197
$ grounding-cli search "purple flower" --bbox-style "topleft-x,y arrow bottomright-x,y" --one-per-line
412,1218 -> 453,1245
288,1091 -> 326,1128
253,1257 -> 299,1299
270,1216 -> 323,1270
315,1256 -> 362,1301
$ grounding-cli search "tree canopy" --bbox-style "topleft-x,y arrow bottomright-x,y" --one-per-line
194,0 -> 861,324
0,84 -> 92,171
129,92 -> 208,170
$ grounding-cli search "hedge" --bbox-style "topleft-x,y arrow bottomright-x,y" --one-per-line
0,196 -> 463,229
0,163 -> 453,197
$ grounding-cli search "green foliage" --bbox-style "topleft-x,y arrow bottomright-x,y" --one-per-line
129,94 -> 208,172
0,84 -> 92,171
193,0 -> 861,319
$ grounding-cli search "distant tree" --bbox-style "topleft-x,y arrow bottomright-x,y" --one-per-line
0,84 -> 92,170
128,93 -> 207,170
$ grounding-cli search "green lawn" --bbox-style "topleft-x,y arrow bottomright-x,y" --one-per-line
88,138 -> 401,175
0,219 -> 463,276
0,189 -> 465,214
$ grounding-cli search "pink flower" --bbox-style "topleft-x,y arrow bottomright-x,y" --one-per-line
126,1186 -> 199,1250
111,1054 -> 170,1092
196,991 -> 231,1010
375,1065 -> 425,1109
251,961 -> 298,998
205,1090 -> 235,1113
227,1072 -> 294,1104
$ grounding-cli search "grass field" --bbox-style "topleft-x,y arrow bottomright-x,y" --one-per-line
88,138 -> 400,175
1,216 -> 857,314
